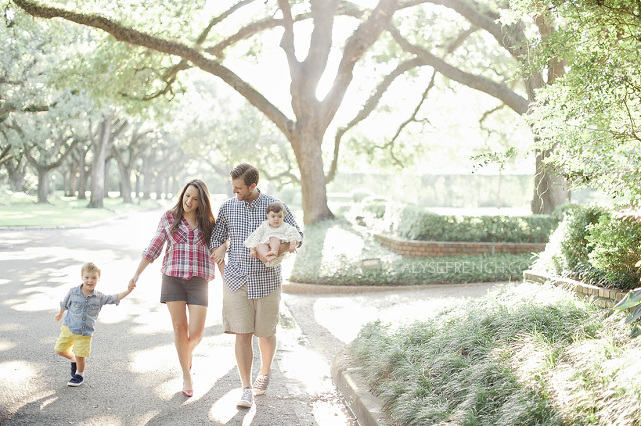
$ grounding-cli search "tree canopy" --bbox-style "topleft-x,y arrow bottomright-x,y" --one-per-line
9,0 -> 585,220
511,0 -> 641,205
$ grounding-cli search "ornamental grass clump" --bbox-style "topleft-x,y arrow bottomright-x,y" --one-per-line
350,282 -> 641,425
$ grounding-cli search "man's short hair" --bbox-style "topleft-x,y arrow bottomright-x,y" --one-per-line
230,163 -> 259,186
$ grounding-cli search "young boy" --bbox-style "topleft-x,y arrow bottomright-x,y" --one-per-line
54,262 -> 135,387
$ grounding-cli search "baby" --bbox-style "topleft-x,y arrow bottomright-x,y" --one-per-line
244,201 -> 302,267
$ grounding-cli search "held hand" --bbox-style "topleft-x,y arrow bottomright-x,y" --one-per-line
129,276 -> 138,288
212,244 -> 227,264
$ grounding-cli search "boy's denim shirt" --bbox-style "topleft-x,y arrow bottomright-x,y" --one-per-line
60,285 -> 120,336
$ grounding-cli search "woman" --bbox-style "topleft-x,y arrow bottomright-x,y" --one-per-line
129,179 -> 223,397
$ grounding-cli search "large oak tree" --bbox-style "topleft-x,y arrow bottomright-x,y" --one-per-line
13,0 -> 569,222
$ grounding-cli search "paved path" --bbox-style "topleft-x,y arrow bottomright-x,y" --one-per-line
0,209 -> 499,425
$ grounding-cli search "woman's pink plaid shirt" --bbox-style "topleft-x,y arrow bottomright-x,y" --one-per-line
142,211 -> 215,281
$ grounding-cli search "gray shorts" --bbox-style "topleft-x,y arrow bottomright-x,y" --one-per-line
161,274 -> 209,306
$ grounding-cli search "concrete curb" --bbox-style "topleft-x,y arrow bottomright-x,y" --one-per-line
331,350 -> 391,426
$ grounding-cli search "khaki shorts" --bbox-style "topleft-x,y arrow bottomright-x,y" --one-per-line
54,324 -> 92,358
222,284 -> 281,338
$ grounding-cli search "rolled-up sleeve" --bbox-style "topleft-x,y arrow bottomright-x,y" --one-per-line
210,207 -> 229,250
142,214 -> 169,262
59,289 -> 72,311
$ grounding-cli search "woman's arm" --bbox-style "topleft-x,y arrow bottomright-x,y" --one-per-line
129,257 -> 151,287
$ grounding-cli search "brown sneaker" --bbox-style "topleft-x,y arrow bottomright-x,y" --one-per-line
252,373 -> 270,395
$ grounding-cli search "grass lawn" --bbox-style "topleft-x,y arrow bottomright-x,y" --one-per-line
0,189 -> 167,227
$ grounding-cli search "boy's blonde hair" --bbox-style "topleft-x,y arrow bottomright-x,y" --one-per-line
81,262 -> 101,277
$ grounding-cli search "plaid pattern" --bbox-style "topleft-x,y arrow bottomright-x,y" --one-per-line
210,191 -> 302,299
142,211 -> 215,281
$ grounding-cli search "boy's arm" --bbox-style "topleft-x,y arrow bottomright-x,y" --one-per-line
56,289 -> 72,321
55,308 -> 65,322
117,281 -> 136,301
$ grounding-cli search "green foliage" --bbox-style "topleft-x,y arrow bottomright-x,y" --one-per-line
533,205 -> 641,290
350,282 -> 632,424
289,218 -> 534,286
559,205 -> 607,270
512,0 -> 641,204
385,204 -> 558,243
586,215 -> 641,289
613,289 -> 641,325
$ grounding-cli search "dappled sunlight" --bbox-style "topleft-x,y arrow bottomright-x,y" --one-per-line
0,279 -> 10,286
313,297 -> 378,344
208,389 -> 256,425
0,360 -> 40,388
0,339 -> 16,352
131,411 -> 161,425
321,226 -> 364,260
279,345 -> 334,395
131,344 -> 178,374
7,286 -> 66,312
0,322 -> 24,332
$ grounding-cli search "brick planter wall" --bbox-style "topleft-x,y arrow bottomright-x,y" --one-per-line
523,270 -> 628,308
374,234 -> 546,257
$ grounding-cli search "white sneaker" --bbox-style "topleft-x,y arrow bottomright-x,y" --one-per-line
237,387 -> 253,408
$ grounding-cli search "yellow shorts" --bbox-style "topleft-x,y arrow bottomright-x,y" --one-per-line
54,324 -> 92,358
222,284 -> 281,338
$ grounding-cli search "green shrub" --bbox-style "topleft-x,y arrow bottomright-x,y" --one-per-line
559,204 -> 606,270
532,205 -> 641,290
385,205 -> 558,243
586,214 -> 641,289
289,219 -> 534,285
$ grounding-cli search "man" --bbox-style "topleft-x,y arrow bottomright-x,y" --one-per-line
210,163 -> 303,408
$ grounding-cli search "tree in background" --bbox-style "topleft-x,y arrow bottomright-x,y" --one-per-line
12,0 -> 576,220
511,0 -> 641,206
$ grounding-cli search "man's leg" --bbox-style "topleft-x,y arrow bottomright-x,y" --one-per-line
258,334 -> 277,376
235,333 -> 254,389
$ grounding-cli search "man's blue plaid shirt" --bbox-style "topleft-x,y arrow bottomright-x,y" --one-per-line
209,190 -> 303,299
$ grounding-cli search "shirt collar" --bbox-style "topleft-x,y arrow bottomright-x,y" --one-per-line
76,284 -> 95,297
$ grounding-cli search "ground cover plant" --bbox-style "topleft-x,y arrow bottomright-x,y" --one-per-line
350,281 -> 641,425
290,218 -> 534,285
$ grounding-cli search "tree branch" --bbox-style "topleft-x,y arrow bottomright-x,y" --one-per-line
388,25 -> 529,114
14,0 -> 295,139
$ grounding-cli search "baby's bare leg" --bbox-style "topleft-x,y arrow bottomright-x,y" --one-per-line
267,237 -> 281,256
255,243 -> 272,261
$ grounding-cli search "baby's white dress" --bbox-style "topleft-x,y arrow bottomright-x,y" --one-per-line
244,221 -> 302,267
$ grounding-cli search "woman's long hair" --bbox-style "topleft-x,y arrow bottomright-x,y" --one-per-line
170,179 -> 216,242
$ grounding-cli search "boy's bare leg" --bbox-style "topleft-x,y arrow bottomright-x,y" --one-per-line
55,350 -> 75,362
75,356 -> 86,373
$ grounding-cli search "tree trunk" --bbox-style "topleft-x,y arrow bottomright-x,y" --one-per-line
88,119 -> 111,208
37,168 -> 49,203
531,149 -> 569,214
292,137 -> 333,225
118,161 -> 133,203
